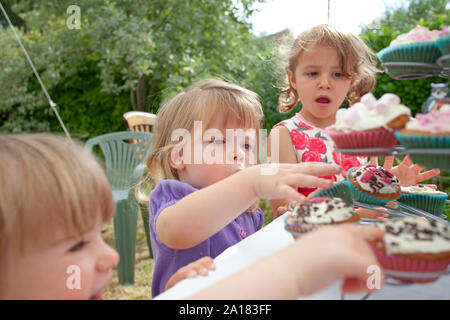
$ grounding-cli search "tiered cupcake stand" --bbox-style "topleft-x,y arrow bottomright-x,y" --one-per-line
338,37 -> 450,292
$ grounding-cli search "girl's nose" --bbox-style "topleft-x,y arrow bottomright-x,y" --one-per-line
96,240 -> 119,273
318,76 -> 331,89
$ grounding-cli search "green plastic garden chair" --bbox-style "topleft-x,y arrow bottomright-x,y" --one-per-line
123,111 -> 157,260
85,131 -> 153,285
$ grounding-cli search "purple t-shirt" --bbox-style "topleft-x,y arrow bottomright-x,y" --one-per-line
149,179 -> 264,297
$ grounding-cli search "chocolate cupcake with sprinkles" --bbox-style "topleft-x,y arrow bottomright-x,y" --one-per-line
347,164 -> 401,206
284,197 -> 360,236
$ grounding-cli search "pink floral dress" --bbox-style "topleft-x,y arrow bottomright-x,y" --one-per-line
274,113 -> 367,196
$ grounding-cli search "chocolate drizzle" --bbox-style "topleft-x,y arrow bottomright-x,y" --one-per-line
380,219 -> 450,242
292,197 -> 353,222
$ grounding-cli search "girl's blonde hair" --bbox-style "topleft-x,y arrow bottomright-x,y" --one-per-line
146,79 -> 264,184
279,24 -> 381,112
0,134 -> 114,255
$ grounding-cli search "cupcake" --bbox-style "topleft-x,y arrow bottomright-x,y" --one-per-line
378,26 -> 443,79
395,110 -> 450,169
325,93 -> 411,150
347,164 -> 401,205
369,217 -> 450,283
399,185 -> 448,216
284,197 -> 359,235
380,26 -> 442,62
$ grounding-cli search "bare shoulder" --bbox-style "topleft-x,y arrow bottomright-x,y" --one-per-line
268,126 -> 297,164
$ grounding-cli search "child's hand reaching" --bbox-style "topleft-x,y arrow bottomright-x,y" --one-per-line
371,155 -> 440,187
251,162 -> 342,203
165,257 -> 215,291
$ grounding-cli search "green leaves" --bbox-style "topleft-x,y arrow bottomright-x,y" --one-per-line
0,0 -> 265,134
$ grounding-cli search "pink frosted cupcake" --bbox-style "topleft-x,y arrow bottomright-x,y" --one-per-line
369,217 -> 450,283
325,93 -> 411,149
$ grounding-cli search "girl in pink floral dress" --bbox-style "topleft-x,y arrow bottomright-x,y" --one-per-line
268,24 -> 440,217
275,114 -> 364,197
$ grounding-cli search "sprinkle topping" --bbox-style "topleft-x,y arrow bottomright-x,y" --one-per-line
375,217 -> 450,254
289,197 -> 354,224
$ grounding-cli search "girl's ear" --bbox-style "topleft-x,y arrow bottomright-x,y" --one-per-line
286,68 -> 297,91
168,147 -> 185,171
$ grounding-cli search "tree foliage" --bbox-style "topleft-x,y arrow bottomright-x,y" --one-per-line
0,0 -> 265,136
1,0 -> 449,138
360,0 -> 449,115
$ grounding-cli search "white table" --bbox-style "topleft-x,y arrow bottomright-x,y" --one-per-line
155,213 -> 450,300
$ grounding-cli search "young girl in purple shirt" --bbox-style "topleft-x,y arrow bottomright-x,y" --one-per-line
144,79 -> 342,296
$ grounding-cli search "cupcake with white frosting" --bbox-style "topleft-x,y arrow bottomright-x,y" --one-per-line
325,93 -> 411,149
399,185 -> 448,216
284,197 -> 359,235
369,217 -> 450,283
347,164 -> 401,205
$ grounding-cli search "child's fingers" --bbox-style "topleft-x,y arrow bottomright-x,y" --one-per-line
400,154 -> 412,167
186,259 -> 214,276
383,156 -> 394,169
277,185 -> 306,203
277,205 -> 289,216
284,174 -> 333,189
164,257 -> 216,291
411,163 -> 425,174
164,266 -> 195,291
290,162 -> 342,176
196,256 -> 216,271
341,224 -> 385,242
416,168 -> 440,183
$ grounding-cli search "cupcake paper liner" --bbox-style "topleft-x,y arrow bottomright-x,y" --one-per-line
313,181 -> 354,204
325,129 -> 398,149
284,219 -> 316,237
378,41 -> 442,64
368,242 -> 450,283
395,132 -> 450,170
398,193 -> 448,216
346,167 -> 392,206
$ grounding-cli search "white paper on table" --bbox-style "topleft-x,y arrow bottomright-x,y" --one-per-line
154,213 -> 294,300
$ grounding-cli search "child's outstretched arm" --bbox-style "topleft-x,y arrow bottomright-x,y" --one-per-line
157,162 -> 341,249
268,126 -> 300,218
188,224 -> 385,299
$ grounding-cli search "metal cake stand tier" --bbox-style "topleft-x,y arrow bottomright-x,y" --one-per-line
436,54 -> 450,69
381,56 -> 450,80
335,146 -> 450,157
